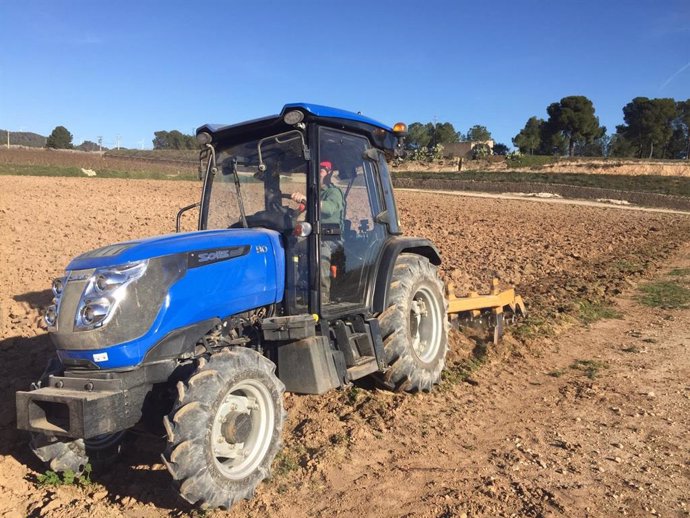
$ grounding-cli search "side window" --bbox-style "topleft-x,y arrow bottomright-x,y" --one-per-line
318,128 -> 386,308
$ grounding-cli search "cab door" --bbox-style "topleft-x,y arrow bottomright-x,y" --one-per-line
317,127 -> 387,314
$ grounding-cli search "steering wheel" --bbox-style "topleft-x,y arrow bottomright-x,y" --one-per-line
230,193 -> 304,231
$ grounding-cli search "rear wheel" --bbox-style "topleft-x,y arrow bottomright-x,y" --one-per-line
162,347 -> 285,510
379,254 -> 449,392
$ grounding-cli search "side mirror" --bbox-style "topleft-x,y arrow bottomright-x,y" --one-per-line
363,148 -> 378,161
374,210 -> 390,225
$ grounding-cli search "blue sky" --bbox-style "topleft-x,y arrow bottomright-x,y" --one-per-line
1,0 -> 689,149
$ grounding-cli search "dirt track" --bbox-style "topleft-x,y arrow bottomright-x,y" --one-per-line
1,177 -> 689,517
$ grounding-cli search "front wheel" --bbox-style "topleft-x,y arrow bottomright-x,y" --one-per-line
378,254 -> 449,392
162,347 -> 285,510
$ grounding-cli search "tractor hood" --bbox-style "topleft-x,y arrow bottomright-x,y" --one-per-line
51,228 -> 286,370
67,228 -> 282,271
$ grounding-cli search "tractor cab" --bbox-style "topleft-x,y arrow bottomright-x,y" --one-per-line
192,104 -> 407,319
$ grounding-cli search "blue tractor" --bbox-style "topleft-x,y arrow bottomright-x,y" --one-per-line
16,104 -> 451,508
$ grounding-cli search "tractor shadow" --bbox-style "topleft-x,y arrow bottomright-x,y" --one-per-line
0,305 -> 194,512
13,289 -> 54,310
93,434 -> 196,512
0,332 -> 56,471
0,332 -> 194,512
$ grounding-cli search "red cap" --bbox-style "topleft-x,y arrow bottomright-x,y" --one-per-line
319,161 -> 332,171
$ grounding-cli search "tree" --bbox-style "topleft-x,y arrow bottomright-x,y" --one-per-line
76,140 -> 103,152
672,99 -> 690,159
405,121 -> 460,150
153,130 -> 197,150
615,97 -> 677,158
667,127 -> 689,159
545,96 -> 605,156
466,125 -> 492,142
538,117 -> 568,155
512,117 -> 543,155
609,133 -> 636,158
46,126 -> 74,149
574,133 -> 610,157
492,143 -> 510,155
405,122 -> 432,149
433,122 -> 460,145
676,99 -> 690,135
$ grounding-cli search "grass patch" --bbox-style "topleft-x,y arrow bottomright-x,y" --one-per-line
570,359 -> 607,379
36,464 -> 92,487
505,155 -> 559,169
345,385 -> 361,405
104,148 -> 197,162
0,163 -> 197,181
611,258 -> 644,275
271,450 -> 300,478
622,345 -> 641,353
442,343 -> 488,386
512,314 -> 557,341
669,268 -> 690,277
577,300 -> 622,324
637,281 -> 690,309
547,369 -> 566,378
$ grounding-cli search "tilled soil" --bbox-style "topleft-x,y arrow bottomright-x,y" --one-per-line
1,177 -> 689,517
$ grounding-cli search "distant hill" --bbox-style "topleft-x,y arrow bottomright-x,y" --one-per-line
0,130 -> 46,148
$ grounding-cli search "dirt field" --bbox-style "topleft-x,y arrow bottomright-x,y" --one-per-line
1,176 -> 689,517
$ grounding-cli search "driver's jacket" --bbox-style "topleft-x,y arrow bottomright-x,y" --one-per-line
320,185 -> 344,230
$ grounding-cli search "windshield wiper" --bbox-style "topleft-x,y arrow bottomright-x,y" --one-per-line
231,157 -> 248,228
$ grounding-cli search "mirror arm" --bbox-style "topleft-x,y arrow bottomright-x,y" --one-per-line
176,202 -> 201,233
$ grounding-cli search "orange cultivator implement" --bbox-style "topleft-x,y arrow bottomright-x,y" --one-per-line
447,279 -> 526,344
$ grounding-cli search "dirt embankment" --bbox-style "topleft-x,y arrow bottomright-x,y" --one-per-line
394,158 -> 690,177
0,177 -> 689,517
393,178 -> 690,212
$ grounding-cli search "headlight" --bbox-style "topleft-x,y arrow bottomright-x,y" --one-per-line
78,298 -> 111,327
44,304 -> 58,328
45,276 -> 66,329
74,260 -> 148,331
48,254 -> 186,350
52,278 -> 65,297
94,261 -> 147,293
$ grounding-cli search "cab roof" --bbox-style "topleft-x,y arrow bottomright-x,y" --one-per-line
197,103 -> 396,150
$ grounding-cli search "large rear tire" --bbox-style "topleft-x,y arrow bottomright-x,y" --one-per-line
379,254 -> 449,392
162,347 -> 285,510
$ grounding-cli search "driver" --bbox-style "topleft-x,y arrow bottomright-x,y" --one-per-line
291,161 -> 344,303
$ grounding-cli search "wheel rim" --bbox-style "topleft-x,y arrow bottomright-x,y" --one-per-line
211,379 -> 275,480
409,285 -> 443,363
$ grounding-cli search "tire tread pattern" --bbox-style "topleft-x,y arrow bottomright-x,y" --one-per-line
162,347 -> 286,510
379,254 -> 449,392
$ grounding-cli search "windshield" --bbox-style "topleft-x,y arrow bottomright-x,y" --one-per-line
204,130 -> 307,231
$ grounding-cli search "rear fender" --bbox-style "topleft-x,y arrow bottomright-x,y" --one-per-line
371,237 -> 441,313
